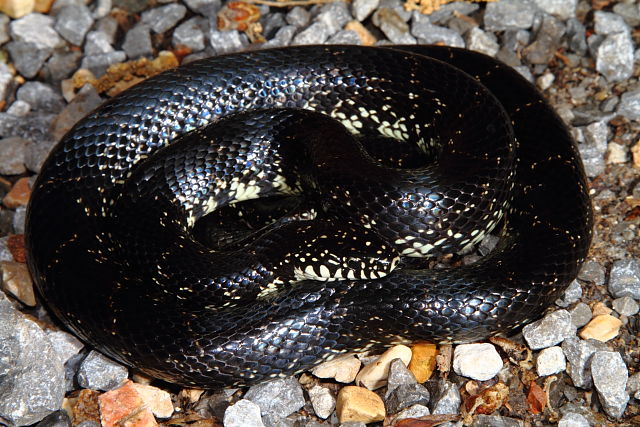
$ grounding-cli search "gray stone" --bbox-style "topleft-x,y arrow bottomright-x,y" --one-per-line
594,11 -> 628,35
183,0 -> 221,17
352,0 -> 379,21
25,138 -> 57,173
17,81 -> 64,113
577,260 -> 605,285
45,51 -> 82,82
0,14 -> 9,45
141,3 -> 187,33
484,0 -> 537,31
471,415 -> 523,427
558,412 -> 589,427
453,343 -> 503,381
617,89 -> 640,121
328,30 -> 361,45
292,22 -> 331,45
612,296 -> 639,316
209,28 -> 246,54
566,18 -> 587,55
523,14 -> 565,65
556,280 -> 582,308
55,5 -> 94,46
308,385 -> 335,419
46,330 -> 83,365
385,383 -> 431,414
84,31 -> 114,55
10,13 -> 64,49
244,377 -> 305,418
412,21 -> 464,47
533,0 -> 577,20
393,404 -> 430,421
315,2 -> 352,34
591,351 -> 629,418
92,0 -> 111,19
0,137 -> 29,175
95,16 -> 118,44
80,51 -> 127,76
595,31 -> 634,82
578,140 -> 606,178
0,292 -> 65,426
609,258 -> 640,299
265,25 -> 296,48
286,6 -> 310,27
261,12 -> 286,39
76,350 -> 128,391
6,41 -> 52,79
424,1 -> 479,24
431,380 -> 461,415
569,302 -> 592,328
613,2 -> 640,27
13,205 -> 26,234
36,410 -> 72,427
372,8 -> 416,44
523,309 -> 575,349
466,27 -> 499,57
627,372 -> 640,400
561,337 -> 607,388
386,358 -> 418,397
122,24 -> 153,59
173,18 -> 206,52
223,399 -> 264,427
0,63 -> 13,103
0,111 -> 56,142
536,346 -> 566,376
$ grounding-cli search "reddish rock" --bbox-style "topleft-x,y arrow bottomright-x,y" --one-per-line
3,177 -> 31,208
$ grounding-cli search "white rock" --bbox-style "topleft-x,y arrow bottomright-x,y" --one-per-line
223,399 -> 264,427
536,346 -> 566,376
355,345 -> 412,390
312,353 -> 361,383
308,385 -> 335,419
453,343 -> 503,381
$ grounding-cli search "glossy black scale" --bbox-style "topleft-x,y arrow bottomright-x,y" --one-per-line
26,45 -> 592,388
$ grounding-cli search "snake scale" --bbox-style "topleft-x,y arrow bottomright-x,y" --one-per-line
26,45 -> 593,388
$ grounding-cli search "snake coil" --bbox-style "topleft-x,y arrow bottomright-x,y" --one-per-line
26,45 -> 592,388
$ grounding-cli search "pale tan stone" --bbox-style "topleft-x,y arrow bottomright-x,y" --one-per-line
344,20 -> 376,46
408,342 -> 438,383
592,302 -> 612,316
632,140 -> 640,168
355,345 -> 412,390
336,386 -> 385,424
0,260 -> 35,306
3,177 -> 31,208
131,383 -> 174,419
312,353 -> 361,383
579,314 -> 623,342
99,380 -> 157,427
0,0 -> 35,18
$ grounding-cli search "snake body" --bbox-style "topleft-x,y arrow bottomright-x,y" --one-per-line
26,45 -> 592,388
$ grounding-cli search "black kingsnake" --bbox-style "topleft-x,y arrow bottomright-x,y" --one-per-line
25,45 -> 593,388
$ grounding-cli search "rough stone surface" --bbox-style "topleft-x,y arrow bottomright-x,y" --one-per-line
54,5 -> 94,46
536,346 -> 566,376
466,27 -> 499,56
591,351 -> 629,418
80,51 -> 127,76
122,24 -> 153,58
612,296 -> 639,316
569,302 -> 593,328
0,292 -> 65,426
431,380 -> 461,415
173,18 -> 206,52
351,0 -> 379,21
244,377 -> 305,418
209,28 -> 246,54
594,11 -> 628,35
312,354 -> 361,383
558,412 -> 590,427
85,31 -> 114,55
46,330 -> 83,365
608,258 -> 640,299
556,280 -> 582,307
579,314 -> 623,342
484,0 -> 537,31
561,337 -> 607,388
0,137 -> 29,175
412,21 -> 464,47
384,383 -> 430,415
10,13 -> 63,49
523,309 -> 576,349
308,385 -> 335,420
386,358 -> 418,397
223,399 -> 264,427
534,0 -> 577,20
355,345 -> 412,390
453,343 -> 503,381
470,415 -> 524,427
76,350 -> 129,391
6,41 -> 52,79
17,81 -> 64,113
617,89 -> 640,121
595,31 -> 634,82
141,3 -> 187,33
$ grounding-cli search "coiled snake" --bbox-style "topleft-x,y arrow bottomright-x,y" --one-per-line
26,45 -> 592,388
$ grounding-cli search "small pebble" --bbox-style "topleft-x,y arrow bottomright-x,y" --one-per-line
244,377 -> 305,419
607,142 -> 627,164
386,358 -> 418,397
569,302 -> 593,328
122,24 -> 153,59
536,346 -> 566,376
608,258 -> 640,299
534,0 -> 577,20
453,343 -> 503,381
3,177 -> 31,209
561,337 -> 607,388
312,354 -> 361,383
431,380 -> 461,415
617,88 -> 640,121
336,386 -> 385,424
612,296 -> 639,316
355,344 -> 412,390
391,404 -> 430,423
591,351 -> 629,418
0,260 -> 35,306
578,261 -> 606,285
141,3 -> 187,33
466,27 -> 499,57
579,314 -> 623,342
595,31 -> 634,82
384,382 -> 430,415
130,382 -> 174,418
76,350 -> 128,391
408,342 -> 437,383
0,137 -> 29,175
523,309 -> 576,349
484,0 -> 536,31
308,385 -> 335,420
54,5 -> 94,46
556,280 -> 582,307
223,399 -> 264,427
558,412 -> 590,427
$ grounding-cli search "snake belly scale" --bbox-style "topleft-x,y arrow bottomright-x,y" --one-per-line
26,45 -> 592,388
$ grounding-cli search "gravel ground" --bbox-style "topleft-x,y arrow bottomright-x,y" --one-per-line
0,0 -> 639,426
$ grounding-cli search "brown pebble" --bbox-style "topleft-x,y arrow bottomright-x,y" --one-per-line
579,314 -> 623,342
0,260 -> 35,306
3,177 -> 31,208
0,0 -> 35,18
631,140 -> 640,168
336,386 -> 385,424
408,342 -> 438,383
71,389 -> 101,425
344,20 -> 376,46
7,234 -> 26,263
99,380 -> 158,427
